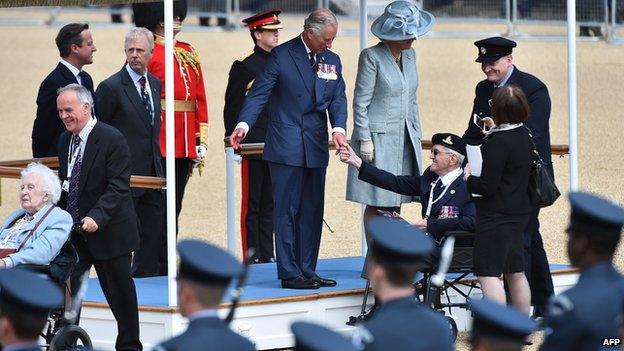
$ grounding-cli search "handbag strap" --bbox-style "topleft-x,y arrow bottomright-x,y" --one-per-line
15,205 -> 55,252
524,126 -> 544,163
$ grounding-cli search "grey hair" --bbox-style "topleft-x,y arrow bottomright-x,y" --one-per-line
125,27 -> 154,52
443,146 -> 465,167
303,8 -> 338,36
20,163 -> 62,205
57,83 -> 94,107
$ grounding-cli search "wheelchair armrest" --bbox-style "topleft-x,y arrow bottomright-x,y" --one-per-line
19,264 -> 51,275
443,230 -> 475,239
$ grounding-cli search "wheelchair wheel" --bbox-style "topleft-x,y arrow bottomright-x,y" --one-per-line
49,324 -> 92,351
445,315 -> 458,342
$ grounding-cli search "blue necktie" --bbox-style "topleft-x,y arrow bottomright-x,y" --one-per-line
139,76 -> 153,125
432,180 -> 444,200
67,136 -> 82,221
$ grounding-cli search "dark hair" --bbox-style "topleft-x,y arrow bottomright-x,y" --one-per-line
56,23 -> 89,58
490,85 -> 531,124
373,259 -> 421,288
249,29 -> 264,44
0,302 -> 47,340
569,230 -> 620,258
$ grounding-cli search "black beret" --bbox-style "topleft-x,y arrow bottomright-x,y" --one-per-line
177,239 -> 242,285
474,36 -> 517,63
470,299 -> 537,343
133,0 -> 188,31
0,268 -> 64,316
431,133 -> 466,157
567,191 -> 624,238
291,321 -> 357,351
368,217 -> 435,265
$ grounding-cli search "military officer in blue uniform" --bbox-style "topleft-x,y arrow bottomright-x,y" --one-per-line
353,217 -> 454,351
0,268 -> 64,351
291,321 -> 357,351
540,192 -> 624,351
469,298 -> 537,351
153,240 -> 255,351
463,36 -> 555,318
340,133 -> 475,239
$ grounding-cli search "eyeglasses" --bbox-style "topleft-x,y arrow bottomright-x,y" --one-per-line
431,149 -> 454,156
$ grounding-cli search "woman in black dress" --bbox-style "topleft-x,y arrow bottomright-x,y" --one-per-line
464,85 -> 533,314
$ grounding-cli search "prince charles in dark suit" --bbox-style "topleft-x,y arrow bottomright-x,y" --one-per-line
230,9 -> 348,289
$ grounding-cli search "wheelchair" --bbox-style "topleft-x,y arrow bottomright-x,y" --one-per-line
21,237 -> 93,351
414,230 -> 479,341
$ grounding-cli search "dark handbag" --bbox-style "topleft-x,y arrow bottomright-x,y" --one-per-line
526,129 -> 560,207
0,205 -> 55,259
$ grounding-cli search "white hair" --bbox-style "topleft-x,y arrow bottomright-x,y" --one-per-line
303,8 -> 338,36
20,163 -> 62,205
443,146 -> 465,167
57,83 -> 94,108
125,27 -> 154,52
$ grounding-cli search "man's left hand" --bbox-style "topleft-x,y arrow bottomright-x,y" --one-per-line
81,217 -> 99,233
332,132 -> 347,155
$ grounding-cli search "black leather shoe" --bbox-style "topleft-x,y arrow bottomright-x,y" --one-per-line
310,276 -> 337,287
281,276 -> 320,289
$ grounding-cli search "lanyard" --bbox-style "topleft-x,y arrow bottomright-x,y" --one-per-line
425,172 -> 461,218
67,134 -> 82,179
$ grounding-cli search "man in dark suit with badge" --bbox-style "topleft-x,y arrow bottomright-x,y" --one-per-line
353,217 -> 454,351
57,84 -> 141,350
0,268 -> 64,351
33,23 -> 96,158
96,27 -> 165,278
469,298 -> 537,351
463,37 -> 554,317
224,9 -> 282,264
153,239 -> 255,351
229,9 -> 348,289
540,192 -> 624,351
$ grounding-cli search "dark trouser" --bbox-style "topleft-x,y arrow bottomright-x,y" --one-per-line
158,157 -> 193,275
71,236 -> 142,351
524,207 -> 554,310
131,189 -> 165,277
269,162 -> 325,280
242,158 -> 274,262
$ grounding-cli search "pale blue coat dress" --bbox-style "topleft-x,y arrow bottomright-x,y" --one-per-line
346,42 -> 423,207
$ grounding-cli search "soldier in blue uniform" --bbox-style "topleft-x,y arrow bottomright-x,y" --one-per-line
540,192 -> 624,351
463,36 -> 554,318
469,298 -> 537,351
0,268 -> 64,351
353,217 -> 454,351
291,321 -> 357,351
153,240 -> 254,351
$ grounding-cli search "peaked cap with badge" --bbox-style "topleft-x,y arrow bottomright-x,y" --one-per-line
567,191 -> 624,238
469,298 -> 537,344
367,216 -> 435,266
474,36 -> 517,63
177,239 -> 242,285
0,268 -> 64,316
242,9 -> 283,31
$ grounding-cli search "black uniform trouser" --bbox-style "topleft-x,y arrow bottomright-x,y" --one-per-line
131,189 -> 165,277
245,158 -> 274,262
71,235 -> 142,351
524,207 -> 554,309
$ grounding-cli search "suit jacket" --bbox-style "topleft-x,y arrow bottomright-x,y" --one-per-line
33,63 -> 95,158
360,297 -> 454,351
153,316 -> 255,351
358,163 -> 476,238
0,204 -> 71,268
467,127 -> 534,215
96,66 -> 163,196
540,262 -> 624,351
58,122 -> 139,260
463,65 -> 553,177
237,36 -> 348,168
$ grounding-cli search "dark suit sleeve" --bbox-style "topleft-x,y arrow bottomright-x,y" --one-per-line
539,295 -> 581,351
462,83 -> 488,144
357,162 -> 422,196
223,61 -> 253,136
466,139 -> 507,197
426,200 -> 476,237
328,56 -> 348,131
524,83 -> 553,175
33,77 -> 60,157
237,49 -> 280,131
95,81 -> 117,124
86,132 -> 132,229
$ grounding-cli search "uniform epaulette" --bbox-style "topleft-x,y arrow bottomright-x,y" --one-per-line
237,50 -> 254,62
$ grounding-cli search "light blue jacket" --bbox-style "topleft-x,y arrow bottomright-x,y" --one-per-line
0,204 -> 72,268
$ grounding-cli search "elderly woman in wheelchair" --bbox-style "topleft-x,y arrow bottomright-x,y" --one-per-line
0,163 -> 72,271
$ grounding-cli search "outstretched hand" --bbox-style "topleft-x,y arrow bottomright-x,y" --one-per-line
332,132 -> 348,155
338,143 -> 363,169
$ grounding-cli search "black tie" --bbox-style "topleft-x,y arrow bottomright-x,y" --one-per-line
139,76 -> 153,125
432,180 -> 444,199
309,52 -> 317,70
77,71 -> 88,86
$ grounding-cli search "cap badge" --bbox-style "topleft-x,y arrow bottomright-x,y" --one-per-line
480,47 -> 486,54
443,136 -> 453,145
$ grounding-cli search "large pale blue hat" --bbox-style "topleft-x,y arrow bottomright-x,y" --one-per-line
371,1 -> 435,41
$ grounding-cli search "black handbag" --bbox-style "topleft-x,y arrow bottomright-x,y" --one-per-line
526,128 -> 560,207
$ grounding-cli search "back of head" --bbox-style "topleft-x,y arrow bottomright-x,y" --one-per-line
303,8 -> 338,36
56,23 -> 89,58
469,299 -> 537,351
490,85 -> 530,125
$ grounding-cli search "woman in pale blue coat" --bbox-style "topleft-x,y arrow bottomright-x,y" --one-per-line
346,1 -> 435,230
0,163 -> 72,269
